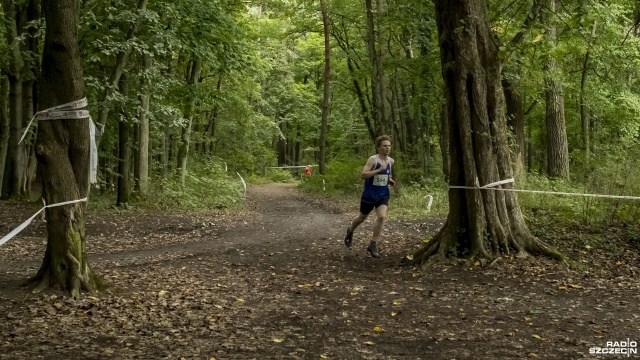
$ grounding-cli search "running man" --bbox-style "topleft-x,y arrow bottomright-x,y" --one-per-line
344,135 -> 395,257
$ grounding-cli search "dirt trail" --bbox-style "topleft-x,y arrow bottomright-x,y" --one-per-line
0,183 -> 638,359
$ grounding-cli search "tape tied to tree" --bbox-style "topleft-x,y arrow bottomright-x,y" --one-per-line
0,198 -> 88,248
19,98 -> 100,184
450,178 -> 640,200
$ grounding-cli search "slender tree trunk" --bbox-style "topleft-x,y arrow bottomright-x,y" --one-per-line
2,0 -> 25,198
544,0 -> 570,179
135,53 -> 151,195
96,0 -> 149,132
160,125 -> 169,179
412,0 -> 564,264
32,0 -> 101,296
295,123 -> 301,166
318,0 -> 330,174
20,0 -> 40,197
117,74 -> 131,206
364,0 -> 387,135
192,121 -> 202,155
502,78 -> 526,180
176,59 -> 202,184
580,21 -> 596,167
21,80 -> 36,196
527,118 -> 533,172
375,0 -> 388,134
333,26 -> 374,140
277,118 -> 286,166
347,56 -> 375,141
0,76 -> 9,189
208,75 -> 223,156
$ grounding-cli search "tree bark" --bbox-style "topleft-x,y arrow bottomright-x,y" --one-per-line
32,0 -> 100,296
318,0 -> 330,174
411,0 -> 564,264
543,0 -> 570,179
135,53 -> 151,195
176,59 -> 202,184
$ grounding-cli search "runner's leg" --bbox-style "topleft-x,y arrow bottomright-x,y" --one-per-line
372,204 -> 387,241
350,213 -> 368,231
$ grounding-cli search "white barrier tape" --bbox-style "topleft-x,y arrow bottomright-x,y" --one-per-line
236,172 -> 246,196
0,197 -> 88,247
424,195 -> 433,211
269,165 -> 317,169
19,98 -> 98,184
450,185 -> 640,200
20,98 -> 90,143
481,178 -> 515,188
34,110 -> 90,121
89,119 -> 98,184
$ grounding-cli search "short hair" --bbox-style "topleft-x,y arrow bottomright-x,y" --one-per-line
375,135 -> 392,148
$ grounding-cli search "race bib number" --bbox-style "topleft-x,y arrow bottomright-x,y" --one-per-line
373,174 -> 388,186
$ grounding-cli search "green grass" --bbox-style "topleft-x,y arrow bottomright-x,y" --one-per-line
88,159 -> 246,213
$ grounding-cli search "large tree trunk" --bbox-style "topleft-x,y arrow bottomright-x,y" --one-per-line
318,0 -> 330,174
544,0 -> 570,179
0,76 -> 9,189
411,0 -> 564,264
32,0 -> 100,296
176,59 -> 202,184
135,53 -> 151,196
2,0 -> 25,199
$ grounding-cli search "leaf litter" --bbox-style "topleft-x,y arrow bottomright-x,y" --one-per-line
0,184 -> 638,359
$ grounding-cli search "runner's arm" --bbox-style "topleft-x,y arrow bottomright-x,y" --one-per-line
389,158 -> 396,186
360,156 -> 385,179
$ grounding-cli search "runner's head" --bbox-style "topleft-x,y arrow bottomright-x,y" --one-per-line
375,135 -> 392,156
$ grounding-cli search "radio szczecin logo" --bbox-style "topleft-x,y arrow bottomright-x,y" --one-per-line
589,339 -> 637,357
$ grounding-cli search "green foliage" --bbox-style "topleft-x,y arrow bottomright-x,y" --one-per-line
266,169 -> 295,183
89,158 -> 245,212
297,158 -> 362,195
391,181 -> 449,219
518,174 -> 640,227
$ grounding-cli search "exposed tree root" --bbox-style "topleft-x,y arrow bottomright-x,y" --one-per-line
407,224 -> 569,267
24,255 -> 102,298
